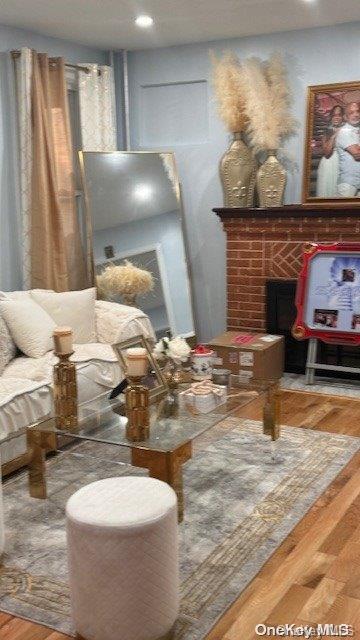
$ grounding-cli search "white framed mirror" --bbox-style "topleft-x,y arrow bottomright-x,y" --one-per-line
79,151 -> 196,339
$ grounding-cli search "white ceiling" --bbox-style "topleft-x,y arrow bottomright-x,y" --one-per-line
0,0 -> 360,51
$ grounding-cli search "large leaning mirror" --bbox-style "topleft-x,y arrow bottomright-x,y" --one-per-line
79,151 -> 196,340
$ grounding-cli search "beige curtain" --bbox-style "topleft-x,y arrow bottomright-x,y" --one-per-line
30,52 -> 87,291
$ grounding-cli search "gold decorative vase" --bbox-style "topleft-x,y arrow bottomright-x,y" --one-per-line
53,352 -> 78,430
220,132 -> 257,208
256,151 -> 286,208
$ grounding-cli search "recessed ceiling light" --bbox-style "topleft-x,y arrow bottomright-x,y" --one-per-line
135,15 -> 154,28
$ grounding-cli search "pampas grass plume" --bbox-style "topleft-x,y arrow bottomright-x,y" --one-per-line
241,56 -> 278,151
211,51 -> 248,133
96,260 -> 154,297
265,52 -> 298,140
240,53 -> 297,151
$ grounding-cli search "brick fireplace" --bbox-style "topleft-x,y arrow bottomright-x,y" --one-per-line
214,205 -> 360,333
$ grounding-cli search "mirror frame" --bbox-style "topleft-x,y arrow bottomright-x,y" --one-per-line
78,150 -> 197,339
113,334 -> 168,402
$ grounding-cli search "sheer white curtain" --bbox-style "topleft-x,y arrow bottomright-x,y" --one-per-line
78,64 -> 117,151
13,47 -> 32,288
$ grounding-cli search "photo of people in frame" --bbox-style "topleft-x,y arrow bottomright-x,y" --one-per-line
313,309 -> 338,328
342,268 -> 355,282
303,82 -> 360,202
351,314 -> 360,330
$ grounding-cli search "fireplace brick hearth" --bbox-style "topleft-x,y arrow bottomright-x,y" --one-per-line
214,205 -> 360,332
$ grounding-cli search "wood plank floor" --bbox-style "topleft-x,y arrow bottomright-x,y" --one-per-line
2,388 -> 360,639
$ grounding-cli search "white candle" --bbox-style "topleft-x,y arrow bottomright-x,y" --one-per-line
53,326 -> 73,355
126,347 -> 148,377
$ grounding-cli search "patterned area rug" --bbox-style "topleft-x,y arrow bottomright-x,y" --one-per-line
281,372 -> 360,398
0,418 -> 359,639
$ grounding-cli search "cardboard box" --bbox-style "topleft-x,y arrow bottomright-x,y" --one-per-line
208,331 -> 284,381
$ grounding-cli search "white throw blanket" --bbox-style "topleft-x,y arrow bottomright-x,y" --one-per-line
2,343 -> 117,382
95,300 -> 156,345
0,301 -> 155,409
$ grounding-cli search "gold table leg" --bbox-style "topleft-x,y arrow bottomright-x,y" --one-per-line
27,428 -> 57,499
131,442 -> 192,523
263,382 -> 281,441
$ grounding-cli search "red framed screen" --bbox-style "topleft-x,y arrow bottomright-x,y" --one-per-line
293,242 -> 360,345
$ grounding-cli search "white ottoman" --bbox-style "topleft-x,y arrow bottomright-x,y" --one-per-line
66,476 -> 179,640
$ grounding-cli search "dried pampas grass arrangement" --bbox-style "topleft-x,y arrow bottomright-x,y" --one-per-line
241,53 -> 297,151
211,51 -> 248,133
211,50 -> 297,152
265,53 -> 298,142
96,260 -> 154,297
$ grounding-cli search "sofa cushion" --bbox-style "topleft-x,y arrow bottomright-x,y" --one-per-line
31,288 -> 96,344
0,298 -> 56,358
0,317 -> 17,375
0,290 -> 33,301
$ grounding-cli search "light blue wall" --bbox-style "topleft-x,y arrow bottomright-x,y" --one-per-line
0,23 -> 107,291
128,21 -> 360,341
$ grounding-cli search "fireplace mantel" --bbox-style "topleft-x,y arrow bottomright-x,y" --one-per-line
215,204 -> 360,332
214,204 -> 360,219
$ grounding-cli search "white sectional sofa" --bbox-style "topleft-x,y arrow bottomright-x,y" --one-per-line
0,290 -> 155,473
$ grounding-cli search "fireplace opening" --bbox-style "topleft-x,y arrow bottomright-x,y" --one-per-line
265,279 -> 360,379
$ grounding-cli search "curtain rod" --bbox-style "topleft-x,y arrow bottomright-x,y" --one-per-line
11,50 -> 90,73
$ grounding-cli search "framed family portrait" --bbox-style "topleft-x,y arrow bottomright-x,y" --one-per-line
293,242 -> 360,346
302,81 -> 360,205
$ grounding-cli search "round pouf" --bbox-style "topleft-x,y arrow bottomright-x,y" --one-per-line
66,477 -> 179,640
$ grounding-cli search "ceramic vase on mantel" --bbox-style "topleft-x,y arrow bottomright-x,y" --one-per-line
256,150 -> 286,208
220,132 -> 257,208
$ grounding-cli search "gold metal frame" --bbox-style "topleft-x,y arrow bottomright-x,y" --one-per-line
78,150 -> 197,336
113,334 -> 168,402
302,81 -> 360,207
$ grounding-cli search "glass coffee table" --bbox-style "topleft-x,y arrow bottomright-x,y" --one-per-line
26,376 -> 281,521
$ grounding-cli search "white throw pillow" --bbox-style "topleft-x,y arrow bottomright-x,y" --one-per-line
31,288 -> 96,344
0,299 -> 56,358
0,316 -> 17,375
0,290 -> 33,301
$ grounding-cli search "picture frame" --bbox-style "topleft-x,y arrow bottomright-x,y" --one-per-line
112,335 -> 168,402
302,81 -> 360,205
292,242 -> 360,345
